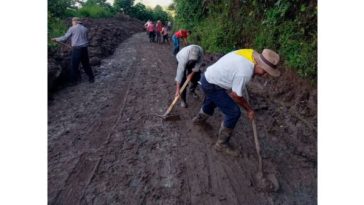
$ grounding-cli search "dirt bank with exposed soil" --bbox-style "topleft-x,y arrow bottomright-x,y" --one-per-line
48,32 -> 317,204
48,15 -> 144,92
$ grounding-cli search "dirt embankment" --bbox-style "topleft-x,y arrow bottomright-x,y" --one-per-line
48,14 -> 144,92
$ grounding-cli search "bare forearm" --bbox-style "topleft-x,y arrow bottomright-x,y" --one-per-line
229,92 -> 253,111
175,82 -> 180,95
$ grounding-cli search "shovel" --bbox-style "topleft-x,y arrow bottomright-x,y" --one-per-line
251,119 -> 279,192
156,72 -> 194,120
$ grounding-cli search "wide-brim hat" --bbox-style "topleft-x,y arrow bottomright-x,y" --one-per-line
253,49 -> 280,77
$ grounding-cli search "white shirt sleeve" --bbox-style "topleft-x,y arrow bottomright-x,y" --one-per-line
231,75 -> 249,97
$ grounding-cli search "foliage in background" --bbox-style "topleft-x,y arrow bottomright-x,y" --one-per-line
48,0 -> 76,18
114,0 -> 134,14
173,0 -> 317,80
48,0 -> 172,51
48,11 -> 68,53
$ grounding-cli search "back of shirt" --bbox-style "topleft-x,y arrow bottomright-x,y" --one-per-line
147,23 -> 154,32
70,24 -> 89,47
204,51 -> 254,97
175,30 -> 188,38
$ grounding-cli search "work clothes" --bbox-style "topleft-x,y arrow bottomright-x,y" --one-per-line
55,23 -> 94,83
205,50 -> 254,97
175,45 -> 204,103
175,45 -> 203,83
172,29 -> 189,55
199,74 -> 241,129
70,46 -> 94,83
55,23 -> 89,47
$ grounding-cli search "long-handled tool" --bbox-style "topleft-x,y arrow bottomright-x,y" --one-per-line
251,117 -> 279,192
54,40 -> 72,49
156,72 -> 194,120
245,90 -> 279,192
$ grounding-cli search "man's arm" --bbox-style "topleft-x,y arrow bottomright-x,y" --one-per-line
175,72 -> 194,97
183,38 -> 188,46
53,27 -> 72,42
229,91 -> 255,121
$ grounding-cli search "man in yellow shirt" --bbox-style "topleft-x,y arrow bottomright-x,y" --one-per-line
192,49 -> 280,156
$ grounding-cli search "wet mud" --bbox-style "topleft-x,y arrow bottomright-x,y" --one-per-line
48,33 -> 317,204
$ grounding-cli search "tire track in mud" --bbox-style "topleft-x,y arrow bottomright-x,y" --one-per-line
49,33 -> 316,205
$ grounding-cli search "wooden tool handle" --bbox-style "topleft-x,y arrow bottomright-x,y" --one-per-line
163,72 -> 194,116
252,119 -> 263,173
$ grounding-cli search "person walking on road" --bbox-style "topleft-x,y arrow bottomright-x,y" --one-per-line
161,24 -> 170,45
144,19 -> 151,35
172,29 -> 191,55
52,17 -> 95,84
147,21 -> 155,42
175,45 -> 204,108
156,20 -> 163,44
192,49 -> 280,156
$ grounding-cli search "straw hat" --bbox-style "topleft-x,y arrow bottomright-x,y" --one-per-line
253,49 -> 280,77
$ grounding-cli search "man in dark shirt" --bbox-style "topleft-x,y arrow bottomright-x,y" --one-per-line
53,17 -> 95,84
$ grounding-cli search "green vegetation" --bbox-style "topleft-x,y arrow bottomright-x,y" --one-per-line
48,0 -> 172,50
172,0 -> 317,80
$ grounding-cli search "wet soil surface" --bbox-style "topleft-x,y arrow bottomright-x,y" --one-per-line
48,33 -> 317,205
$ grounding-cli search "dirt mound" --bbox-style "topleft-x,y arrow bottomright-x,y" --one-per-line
48,15 -> 144,93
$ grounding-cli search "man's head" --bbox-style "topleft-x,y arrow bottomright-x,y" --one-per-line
72,17 -> 81,26
253,49 -> 280,77
187,30 -> 192,35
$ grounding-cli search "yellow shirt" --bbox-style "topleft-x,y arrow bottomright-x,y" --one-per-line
234,49 -> 256,64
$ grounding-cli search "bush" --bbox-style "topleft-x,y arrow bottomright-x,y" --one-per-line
77,4 -> 115,18
48,12 -> 68,52
174,0 -> 317,80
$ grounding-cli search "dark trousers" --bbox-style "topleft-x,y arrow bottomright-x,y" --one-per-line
179,63 -> 201,103
200,74 -> 241,129
172,34 -> 180,55
163,34 -> 169,44
70,46 -> 94,83
149,31 -> 155,42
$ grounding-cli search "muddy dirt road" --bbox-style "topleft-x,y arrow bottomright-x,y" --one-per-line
48,33 -> 317,204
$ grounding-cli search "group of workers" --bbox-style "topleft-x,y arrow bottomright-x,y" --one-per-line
52,17 -> 281,157
144,20 -> 172,44
174,45 -> 280,156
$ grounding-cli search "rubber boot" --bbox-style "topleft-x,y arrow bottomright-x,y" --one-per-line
192,108 -> 209,124
214,123 -> 240,157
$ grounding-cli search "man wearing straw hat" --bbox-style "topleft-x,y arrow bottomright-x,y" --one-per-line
192,49 -> 280,156
52,17 -> 95,84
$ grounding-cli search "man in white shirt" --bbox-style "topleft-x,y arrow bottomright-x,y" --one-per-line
192,48 -> 280,156
175,45 -> 204,108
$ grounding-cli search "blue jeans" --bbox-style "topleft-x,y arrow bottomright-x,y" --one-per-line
200,74 -> 241,129
172,34 -> 180,55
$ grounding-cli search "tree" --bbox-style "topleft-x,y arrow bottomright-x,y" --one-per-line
167,2 -> 176,11
129,3 -> 153,21
48,0 -> 76,17
153,5 -> 168,22
113,0 -> 134,14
